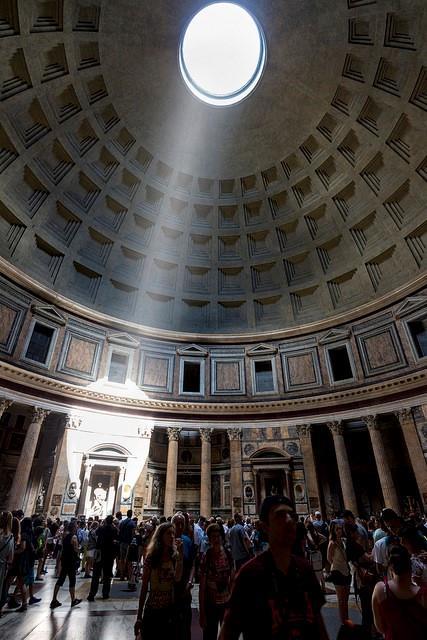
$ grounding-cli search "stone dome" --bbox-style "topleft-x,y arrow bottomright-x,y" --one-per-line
0,0 -> 426,336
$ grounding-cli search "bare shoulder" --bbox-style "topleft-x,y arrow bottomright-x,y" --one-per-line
372,581 -> 386,601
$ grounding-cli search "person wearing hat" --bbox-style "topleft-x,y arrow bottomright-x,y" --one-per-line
219,495 -> 328,639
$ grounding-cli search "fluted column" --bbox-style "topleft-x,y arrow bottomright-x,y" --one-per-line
7,407 -> 50,510
164,427 -> 181,516
327,420 -> 358,514
199,428 -> 213,517
365,415 -> 400,513
227,427 -> 242,512
296,424 -> 321,510
395,408 -> 427,508
78,459 -> 93,515
0,398 -> 12,420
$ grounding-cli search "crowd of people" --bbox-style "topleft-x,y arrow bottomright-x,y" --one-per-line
0,501 -> 427,639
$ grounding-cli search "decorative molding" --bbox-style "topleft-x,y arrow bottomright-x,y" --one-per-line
296,424 -> 312,438
167,426 -> 181,441
394,407 -> 413,422
139,425 -> 154,439
0,360 -> 425,417
31,304 -> 66,325
395,296 -> 427,319
65,414 -> 81,429
364,414 -> 378,430
327,420 -> 344,436
318,328 -> 351,345
199,427 -> 213,442
246,343 -> 278,357
31,407 -> 50,423
177,344 -> 209,357
227,427 -> 242,441
0,398 -> 13,415
107,332 -> 139,348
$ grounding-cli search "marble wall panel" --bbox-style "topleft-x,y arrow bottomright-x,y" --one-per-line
356,323 -> 406,376
139,350 -> 174,392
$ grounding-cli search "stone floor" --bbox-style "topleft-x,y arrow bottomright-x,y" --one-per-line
0,562 -> 362,639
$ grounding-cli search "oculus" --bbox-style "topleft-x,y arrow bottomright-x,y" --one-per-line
179,2 -> 266,106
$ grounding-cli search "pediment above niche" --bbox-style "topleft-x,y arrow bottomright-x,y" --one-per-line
318,328 -> 351,345
31,304 -> 66,325
107,332 -> 139,348
246,343 -> 278,356
176,344 -> 208,357
395,295 -> 427,319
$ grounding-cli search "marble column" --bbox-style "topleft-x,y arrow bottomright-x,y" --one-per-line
365,415 -> 400,513
395,408 -> 427,509
199,428 -> 213,517
115,464 -> 127,513
7,407 -> 50,510
164,427 -> 181,517
327,420 -> 358,514
78,459 -> 93,515
227,427 -> 243,512
0,398 -> 12,420
296,424 -> 321,511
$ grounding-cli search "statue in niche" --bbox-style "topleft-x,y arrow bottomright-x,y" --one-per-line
151,475 -> 164,507
91,482 -> 107,518
257,427 -> 267,440
36,487 -> 45,512
212,476 -> 220,507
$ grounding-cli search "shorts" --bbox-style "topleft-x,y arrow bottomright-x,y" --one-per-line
87,549 -> 95,559
330,570 -> 351,586
24,566 -> 35,586
119,543 -> 129,561
56,565 -> 76,589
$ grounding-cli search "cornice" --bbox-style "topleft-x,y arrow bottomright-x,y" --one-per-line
0,360 -> 426,418
1,259 -> 426,344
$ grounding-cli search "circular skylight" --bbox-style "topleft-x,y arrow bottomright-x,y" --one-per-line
179,2 -> 266,106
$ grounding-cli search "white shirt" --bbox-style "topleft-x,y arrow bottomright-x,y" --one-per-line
372,536 -> 389,566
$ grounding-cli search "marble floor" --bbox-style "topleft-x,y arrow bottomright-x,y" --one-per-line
0,562 -> 362,639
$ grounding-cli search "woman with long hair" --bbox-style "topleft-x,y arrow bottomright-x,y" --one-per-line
134,522 -> 183,638
199,523 -> 234,640
372,545 -> 427,639
327,520 -> 351,625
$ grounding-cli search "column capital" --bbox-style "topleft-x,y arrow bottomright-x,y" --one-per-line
139,425 -> 154,439
31,407 -> 50,423
199,427 -> 213,443
167,426 -> 181,442
296,424 -> 312,438
394,408 -> 413,422
65,414 -> 81,430
0,398 -> 12,414
364,414 -> 378,430
327,420 -> 344,436
227,427 -> 242,441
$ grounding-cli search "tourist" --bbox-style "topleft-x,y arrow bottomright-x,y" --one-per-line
228,513 -> 252,570
171,512 -> 195,640
0,512 -> 14,615
87,514 -> 118,601
134,522 -> 183,637
50,520 -> 81,609
219,495 -> 327,639
306,521 -> 326,591
372,509 -> 403,577
400,524 -> 427,585
126,526 -> 143,592
372,545 -> 427,639
327,520 -> 351,625
85,520 -> 99,577
199,523 -> 234,640
346,524 -> 377,637
118,509 -> 136,580
250,519 -> 266,556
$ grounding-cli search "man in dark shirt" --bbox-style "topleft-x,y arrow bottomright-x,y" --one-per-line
87,515 -> 119,601
118,509 -> 136,580
219,496 -> 328,640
